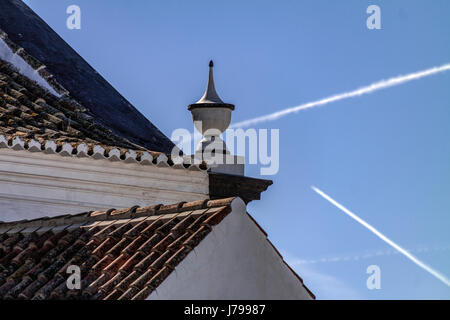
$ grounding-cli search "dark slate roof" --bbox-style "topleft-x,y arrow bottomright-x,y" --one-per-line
0,0 -> 174,153
0,198 -> 235,300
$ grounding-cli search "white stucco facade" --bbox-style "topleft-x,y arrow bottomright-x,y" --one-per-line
148,198 -> 313,300
0,148 -> 209,222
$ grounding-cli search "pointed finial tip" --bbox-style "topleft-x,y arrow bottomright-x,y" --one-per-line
209,60 -> 214,67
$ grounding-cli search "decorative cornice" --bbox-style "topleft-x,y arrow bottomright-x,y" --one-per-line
208,172 -> 273,203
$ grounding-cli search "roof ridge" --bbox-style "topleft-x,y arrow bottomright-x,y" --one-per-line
0,133 -> 208,171
0,197 -> 236,231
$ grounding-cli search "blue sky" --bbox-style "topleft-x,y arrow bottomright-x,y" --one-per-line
24,0 -> 450,299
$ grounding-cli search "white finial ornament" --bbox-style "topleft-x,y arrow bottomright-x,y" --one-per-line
188,60 -> 235,158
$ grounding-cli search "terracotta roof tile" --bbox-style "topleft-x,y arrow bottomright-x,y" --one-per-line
0,197 -> 315,300
0,197 -> 237,300
0,58 -> 142,150
0,59 -> 209,171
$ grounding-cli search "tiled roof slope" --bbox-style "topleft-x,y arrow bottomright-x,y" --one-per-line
0,198 -> 236,300
0,0 -> 175,153
0,58 -> 146,151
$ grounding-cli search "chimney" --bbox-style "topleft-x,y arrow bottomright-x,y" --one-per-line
188,60 -> 244,175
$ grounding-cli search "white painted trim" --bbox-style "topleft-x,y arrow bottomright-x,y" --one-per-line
0,148 -> 209,221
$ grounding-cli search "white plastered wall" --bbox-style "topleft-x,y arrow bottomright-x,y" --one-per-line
0,149 -> 209,221
147,198 -> 313,300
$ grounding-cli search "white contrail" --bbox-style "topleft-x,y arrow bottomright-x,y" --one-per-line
231,63 -> 450,128
295,245 -> 450,265
311,186 -> 450,287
